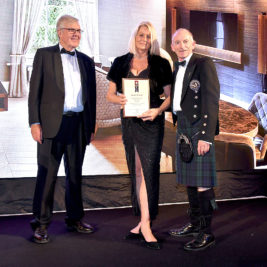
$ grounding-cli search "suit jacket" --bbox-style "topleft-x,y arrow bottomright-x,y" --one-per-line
171,54 -> 220,143
28,44 -> 96,144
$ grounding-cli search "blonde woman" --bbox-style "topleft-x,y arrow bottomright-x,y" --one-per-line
106,22 -> 172,249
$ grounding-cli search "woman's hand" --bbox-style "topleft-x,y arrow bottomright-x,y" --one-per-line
117,93 -> 127,108
106,81 -> 127,108
138,86 -> 171,121
137,108 -> 161,121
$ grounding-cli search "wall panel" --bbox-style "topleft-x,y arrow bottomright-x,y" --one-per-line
98,0 -> 166,63
166,0 -> 267,104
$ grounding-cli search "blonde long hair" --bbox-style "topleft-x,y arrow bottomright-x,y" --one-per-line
128,21 -> 160,56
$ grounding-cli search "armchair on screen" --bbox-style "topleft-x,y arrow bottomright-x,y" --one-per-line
248,92 -> 267,166
95,67 -> 121,128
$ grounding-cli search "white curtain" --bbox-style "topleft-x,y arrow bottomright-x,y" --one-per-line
74,0 -> 99,61
9,0 -> 45,97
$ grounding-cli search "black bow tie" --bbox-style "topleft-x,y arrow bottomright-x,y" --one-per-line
176,60 -> 186,67
61,48 -> 75,56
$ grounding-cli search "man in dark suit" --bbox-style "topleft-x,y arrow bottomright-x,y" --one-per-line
28,15 -> 96,244
168,28 -> 220,251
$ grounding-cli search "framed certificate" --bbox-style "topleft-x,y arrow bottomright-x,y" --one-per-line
122,78 -> 150,117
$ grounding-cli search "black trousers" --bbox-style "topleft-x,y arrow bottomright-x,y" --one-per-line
32,113 -> 86,226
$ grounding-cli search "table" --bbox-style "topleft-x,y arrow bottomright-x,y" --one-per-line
165,100 -> 258,137
219,100 -> 258,137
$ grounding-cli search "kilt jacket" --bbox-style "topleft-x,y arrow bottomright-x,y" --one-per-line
171,53 -> 220,143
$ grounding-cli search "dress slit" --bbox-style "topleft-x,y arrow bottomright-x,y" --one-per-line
133,146 -> 152,220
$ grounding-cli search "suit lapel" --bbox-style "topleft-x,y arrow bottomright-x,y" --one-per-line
53,47 -> 89,104
170,64 -> 179,108
54,44 -> 65,94
76,51 -> 88,103
181,54 -> 197,101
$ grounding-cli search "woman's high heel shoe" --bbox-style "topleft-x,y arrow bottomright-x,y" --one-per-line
140,230 -> 161,250
142,239 -> 161,250
124,231 -> 141,240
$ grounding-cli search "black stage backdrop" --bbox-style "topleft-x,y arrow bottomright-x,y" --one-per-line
0,170 -> 267,215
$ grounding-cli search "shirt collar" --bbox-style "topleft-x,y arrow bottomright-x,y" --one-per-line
59,44 -> 76,54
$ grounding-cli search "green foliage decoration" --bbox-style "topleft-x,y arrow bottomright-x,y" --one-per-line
29,0 -> 77,55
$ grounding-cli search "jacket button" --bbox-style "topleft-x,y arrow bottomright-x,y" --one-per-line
203,123 -> 207,126
204,115 -> 208,118
193,114 -> 197,118
202,131 -> 205,134
194,105 -> 197,108
195,96 -> 198,99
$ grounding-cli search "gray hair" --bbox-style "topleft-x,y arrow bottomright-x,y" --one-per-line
128,21 -> 160,56
56,15 -> 79,30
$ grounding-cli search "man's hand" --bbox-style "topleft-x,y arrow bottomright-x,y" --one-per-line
31,124 -> 43,144
197,140 -> 210,156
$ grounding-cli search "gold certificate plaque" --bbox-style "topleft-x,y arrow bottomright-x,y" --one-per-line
122,78 -> 150,117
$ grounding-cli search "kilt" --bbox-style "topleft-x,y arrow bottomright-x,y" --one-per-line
176,112 -> 217,187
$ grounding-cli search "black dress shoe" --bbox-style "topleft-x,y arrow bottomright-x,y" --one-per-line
184,232 -> 215,251
169,223 -> 199,237
30,219 -> 39,231
124,231 -> 141,240
33,225 -> 49,244
66,220 -> 94,234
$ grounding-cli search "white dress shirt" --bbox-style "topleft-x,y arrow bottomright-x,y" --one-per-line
172,53 -> 193,113
59,44 -> 83,113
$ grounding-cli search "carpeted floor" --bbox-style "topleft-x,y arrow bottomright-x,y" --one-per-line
0,198 -> 266,267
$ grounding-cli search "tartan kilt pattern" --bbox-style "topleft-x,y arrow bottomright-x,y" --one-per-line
175,112 -> 217,187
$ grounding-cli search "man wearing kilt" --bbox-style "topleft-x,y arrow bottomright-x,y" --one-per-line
168,28 -> 220,251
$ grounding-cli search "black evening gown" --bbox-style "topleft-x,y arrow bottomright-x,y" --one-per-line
121,69 -> 165,220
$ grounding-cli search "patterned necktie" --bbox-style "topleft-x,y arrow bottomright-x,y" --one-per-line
60,48 -> 75,56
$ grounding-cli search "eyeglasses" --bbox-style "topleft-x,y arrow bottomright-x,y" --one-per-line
61,28 -> 83,34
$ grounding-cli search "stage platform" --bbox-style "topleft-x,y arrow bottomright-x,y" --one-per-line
0,198 -> 267,267
1,170 -> 266,215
